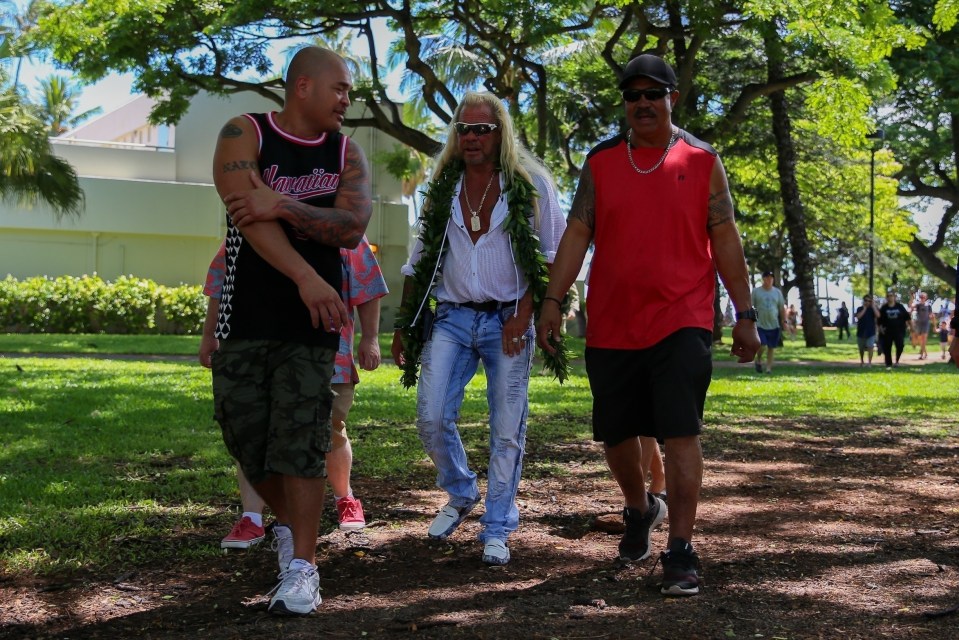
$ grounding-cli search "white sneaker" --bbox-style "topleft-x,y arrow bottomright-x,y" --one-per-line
482,539 -> 510,565
271,525 -> 294,575
268,565 -> 321,616
427,500 -> 479,540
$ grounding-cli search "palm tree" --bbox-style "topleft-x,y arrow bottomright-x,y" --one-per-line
0,0 -> 43,88
36,74 -> 101,135
0,66 -> 83,217
0,3 -> 84,217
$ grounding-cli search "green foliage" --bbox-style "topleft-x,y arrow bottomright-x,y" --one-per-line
93,275 -> 158,334
0,275 -> 205,335
933,0 -> 959,31
395,160 -> 460,388
501,174 -> 571,382
0,87 -> 84,217
0,2 -> 85,218
883,0 -> 959,289
45,275 -> 107,333
34,74 -> 102,135
157,285 -> 207,335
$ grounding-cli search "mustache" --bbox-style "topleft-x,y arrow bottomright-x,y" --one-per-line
631,108 -> 657,117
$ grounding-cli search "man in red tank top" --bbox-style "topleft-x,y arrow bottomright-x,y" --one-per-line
538,54 -> 760,597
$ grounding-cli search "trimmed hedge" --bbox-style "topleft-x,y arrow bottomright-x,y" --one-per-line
0,275 -> 206,335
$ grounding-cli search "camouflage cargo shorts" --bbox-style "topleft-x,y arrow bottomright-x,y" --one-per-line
211,340 -> 335,484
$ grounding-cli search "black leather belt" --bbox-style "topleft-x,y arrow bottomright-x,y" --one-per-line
455,299 -> 519,312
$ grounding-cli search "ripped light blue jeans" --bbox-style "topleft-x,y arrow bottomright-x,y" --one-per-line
416,302 -> 534,543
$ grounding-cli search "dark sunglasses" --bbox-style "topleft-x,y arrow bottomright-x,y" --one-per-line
622,87 -> 672,103
454,122 -> 499,136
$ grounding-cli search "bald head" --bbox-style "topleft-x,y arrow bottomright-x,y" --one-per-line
280,46 -> 353,135
286,46 -> 347,85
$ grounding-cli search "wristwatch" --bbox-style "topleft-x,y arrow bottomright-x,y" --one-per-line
735,307 -> 758,321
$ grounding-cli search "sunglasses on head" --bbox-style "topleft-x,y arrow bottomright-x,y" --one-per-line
622,87 -> 672,103
454,122 -> 499,136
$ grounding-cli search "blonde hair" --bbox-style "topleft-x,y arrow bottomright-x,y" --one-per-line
430,91 -> 555,227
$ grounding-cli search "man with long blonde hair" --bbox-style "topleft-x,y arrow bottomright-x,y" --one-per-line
391,91 -> 565,565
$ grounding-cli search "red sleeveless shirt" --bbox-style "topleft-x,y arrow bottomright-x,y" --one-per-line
585,130 -> 717,349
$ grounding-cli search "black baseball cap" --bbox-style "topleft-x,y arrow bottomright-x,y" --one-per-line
762,270 -> 774,277
618,54 -> 678,89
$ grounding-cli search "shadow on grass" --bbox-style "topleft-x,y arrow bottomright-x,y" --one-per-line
2,514 -> 956,640
3,361 -> 957,639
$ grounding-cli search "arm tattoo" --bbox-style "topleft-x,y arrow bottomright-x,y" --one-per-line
222,160 -> 258,173
568,163 -> 596,230
219,123 -> 243,138
707,189 -> 735,229
282,140 -> 373,248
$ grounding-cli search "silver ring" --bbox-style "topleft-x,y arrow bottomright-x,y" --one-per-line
511,337 -> 520,343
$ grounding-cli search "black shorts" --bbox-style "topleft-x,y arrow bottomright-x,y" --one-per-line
585,328 -> 712,446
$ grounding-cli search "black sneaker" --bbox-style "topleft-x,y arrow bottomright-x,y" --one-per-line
659,538 -> 701,596
617,492 -> 666,561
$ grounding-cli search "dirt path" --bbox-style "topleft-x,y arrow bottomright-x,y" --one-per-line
3,414 -> 957,639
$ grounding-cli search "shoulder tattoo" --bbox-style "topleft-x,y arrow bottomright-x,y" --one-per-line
219,123 -> 243,138
569,163 -> 596,230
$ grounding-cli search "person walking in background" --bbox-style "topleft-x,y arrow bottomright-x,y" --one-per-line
933,296 -> 952,327
938,320 -> 951,361
835,302 -> 850,340
950,256 -> 959,366
910,291 -> 932,360
878,291 -> 911,369
560,283 -> 580,335
391,91 -> 566,566
209,46 -> 372,615
201,236 -> 388,548
537,54 -> 759,597
751,271 -> 786,374
907,289 -> 920,348
786,304 -> 798,338
855,295 -> 880,366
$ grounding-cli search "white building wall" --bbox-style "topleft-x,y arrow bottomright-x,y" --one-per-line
0,91 -> 412,329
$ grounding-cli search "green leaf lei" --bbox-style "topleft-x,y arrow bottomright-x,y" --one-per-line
396,159 -> 571,388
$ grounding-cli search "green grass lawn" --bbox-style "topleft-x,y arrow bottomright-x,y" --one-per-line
0,326 -> 892,363
1,332 -> 955,575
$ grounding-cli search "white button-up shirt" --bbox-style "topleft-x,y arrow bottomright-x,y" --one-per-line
402,171 -> 566,304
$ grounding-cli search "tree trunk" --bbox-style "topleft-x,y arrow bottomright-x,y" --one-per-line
908,234 -> 958,285
902,113 -> 959,288
765,29 -> 825,347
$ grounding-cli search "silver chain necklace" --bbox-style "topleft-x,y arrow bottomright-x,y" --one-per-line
463,172 -> 497,232
626,129 -> 678,175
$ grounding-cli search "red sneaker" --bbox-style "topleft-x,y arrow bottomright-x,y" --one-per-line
336,496 -> 366,530
221,516 -> 266,549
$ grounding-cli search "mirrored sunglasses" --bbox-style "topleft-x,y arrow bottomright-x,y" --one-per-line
622,87 -> 672,103
454,122 -> 499,136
